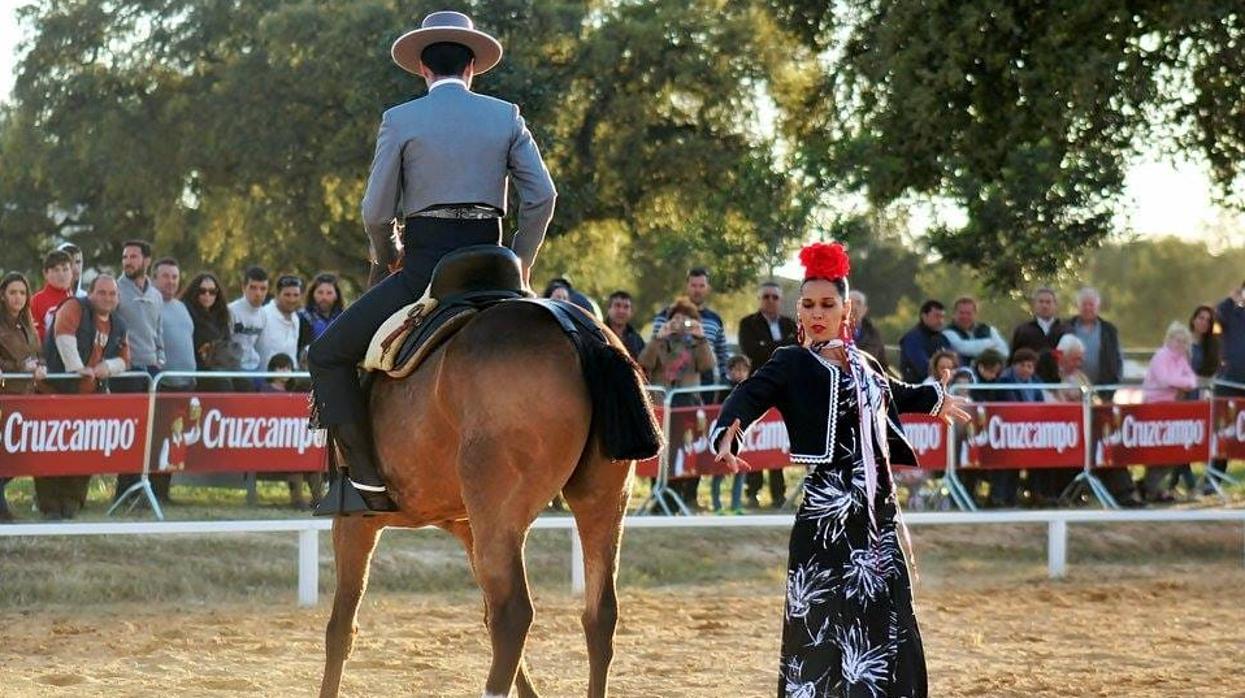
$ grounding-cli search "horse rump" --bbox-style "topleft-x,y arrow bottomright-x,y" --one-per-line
579,337 -> 663,461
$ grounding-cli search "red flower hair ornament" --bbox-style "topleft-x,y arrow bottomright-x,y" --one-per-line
798,242 -> 851,282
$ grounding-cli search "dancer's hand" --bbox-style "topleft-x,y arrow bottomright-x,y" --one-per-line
937,369 -> 972,424
714,418 -> 752,473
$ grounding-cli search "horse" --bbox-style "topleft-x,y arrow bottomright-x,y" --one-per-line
318,299 -> 660,698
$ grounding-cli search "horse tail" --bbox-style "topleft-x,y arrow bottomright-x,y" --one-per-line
579,334 -> 664,461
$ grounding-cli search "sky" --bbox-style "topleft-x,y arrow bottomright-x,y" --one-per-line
0,3 -> 1237,251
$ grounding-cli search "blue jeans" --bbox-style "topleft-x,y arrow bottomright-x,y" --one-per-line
711,473 -> 744,511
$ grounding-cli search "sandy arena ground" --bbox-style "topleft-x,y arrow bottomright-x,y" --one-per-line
4,572 -> 1243,697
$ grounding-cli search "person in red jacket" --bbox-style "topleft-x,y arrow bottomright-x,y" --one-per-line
30,249 -> 75,343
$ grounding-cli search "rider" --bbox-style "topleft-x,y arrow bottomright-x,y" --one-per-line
308,11 -> 557,515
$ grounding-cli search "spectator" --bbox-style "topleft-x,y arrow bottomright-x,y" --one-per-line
256,275 -> 311,370
969,348 -> 1006,400
738,282 -> 798,369
943,296 -> 1009,362
259,352 -> 295,392
1011,286 -> 1068,383
849,290 -> 888,372
115,240 -> 165,381
0,272 -> 47,522
640,296 -> 716,510
261,351 -> 322,509
921,349 -> 959,386
604,290 -> 645,361
543,276 -> 601,318
56,242 -> 86,297
182,272 -> 240,391
39,274 -> 131,519
738,281 -> 796,508
147,257 -> 196,504
153,258 -> 195,389
1189,305 -> 1220,381
300,273 -> 344,341
229,265 -> 269,372
997,348 -> 1044,403
1208,282 -> 1245,485
711,355 -> 751,513
1138,322 -> 1199,503
651,268 -> 729,386
30,249 -> 74,342
900,299 -> 952,383
113,240 -> 166,503
1042,334 -> 1139,506
966,348 -> 1010,507
1067,287 -> 1123,397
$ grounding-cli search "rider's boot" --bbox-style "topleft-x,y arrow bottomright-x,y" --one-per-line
314,417 -> 399,517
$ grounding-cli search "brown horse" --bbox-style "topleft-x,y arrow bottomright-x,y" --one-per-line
319,300 -> 660,698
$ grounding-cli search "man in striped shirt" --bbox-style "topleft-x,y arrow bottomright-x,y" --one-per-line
650,267 -> 729,389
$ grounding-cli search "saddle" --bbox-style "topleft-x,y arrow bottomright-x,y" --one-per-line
361,245 -> 531,377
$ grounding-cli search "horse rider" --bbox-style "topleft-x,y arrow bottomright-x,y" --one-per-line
308,11 -> 557,515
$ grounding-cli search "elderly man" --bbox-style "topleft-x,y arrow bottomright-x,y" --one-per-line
849,290 -> 888,371
39,275 -> 131,518
1067,287 -> 1123,399
737,281 -> 797,508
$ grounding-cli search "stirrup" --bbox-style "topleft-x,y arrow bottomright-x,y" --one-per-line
313,474 -> 399,517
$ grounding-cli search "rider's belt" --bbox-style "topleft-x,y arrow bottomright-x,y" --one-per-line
411,205 -> 502,220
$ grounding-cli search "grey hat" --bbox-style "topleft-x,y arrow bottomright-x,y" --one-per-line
391,11 -> 503,75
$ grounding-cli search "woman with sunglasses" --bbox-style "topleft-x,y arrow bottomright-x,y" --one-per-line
181,272 -> 239,391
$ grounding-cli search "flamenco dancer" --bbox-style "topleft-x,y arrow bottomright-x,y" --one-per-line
713,242 -> 970,697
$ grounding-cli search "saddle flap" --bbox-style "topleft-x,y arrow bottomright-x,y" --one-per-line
360,296 -> 438,374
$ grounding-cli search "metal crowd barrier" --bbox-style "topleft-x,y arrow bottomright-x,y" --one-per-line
942,382 -> 1099,511
105,370 -> 316,520
633,384 -> 732,517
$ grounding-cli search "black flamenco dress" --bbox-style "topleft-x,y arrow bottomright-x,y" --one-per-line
712,345 -> 944,697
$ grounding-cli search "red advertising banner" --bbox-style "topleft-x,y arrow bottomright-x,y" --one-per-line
1092,402 -> 1212,466
898,414 -> 948,470
1212,398 -> 1245,460
150,392 -> 327,474
636,408 -> 951,478
960,403 -> 1084,469
636,405 -> 790,480
0,394 -> 149,477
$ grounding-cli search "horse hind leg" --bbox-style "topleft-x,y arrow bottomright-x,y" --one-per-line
320,516 -> 385,698
444,520 -> 541,698
562,447 -> 633,698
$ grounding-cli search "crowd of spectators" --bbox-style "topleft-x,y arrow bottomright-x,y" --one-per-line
0,240 -> 343,519
1,242 -> 1243,520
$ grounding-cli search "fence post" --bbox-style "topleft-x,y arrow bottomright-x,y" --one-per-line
298,527 -> 319,607
1047,519 -> 1067,579
570,525 -> 585,596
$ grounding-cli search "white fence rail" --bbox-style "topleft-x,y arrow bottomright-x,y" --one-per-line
3,510 -> 1244,606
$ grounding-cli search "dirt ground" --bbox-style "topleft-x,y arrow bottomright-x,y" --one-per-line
4,570 -> 1243,698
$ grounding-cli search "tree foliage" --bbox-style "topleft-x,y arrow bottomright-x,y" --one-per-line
768,0 -> 1245,291
1,0 -> 807,306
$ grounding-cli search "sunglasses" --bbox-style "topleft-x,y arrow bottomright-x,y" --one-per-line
198,287 -> 219,296
761,294 -> 780,300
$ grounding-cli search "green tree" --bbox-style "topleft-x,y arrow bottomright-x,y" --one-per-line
2,0 -> 806,303
769,0 -> 1245,292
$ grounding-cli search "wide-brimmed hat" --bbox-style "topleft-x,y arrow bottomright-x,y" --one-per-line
391,11 -> 503,75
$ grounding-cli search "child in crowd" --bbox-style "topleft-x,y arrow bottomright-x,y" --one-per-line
710,355 -> 751,514
259,353 -> 295,393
